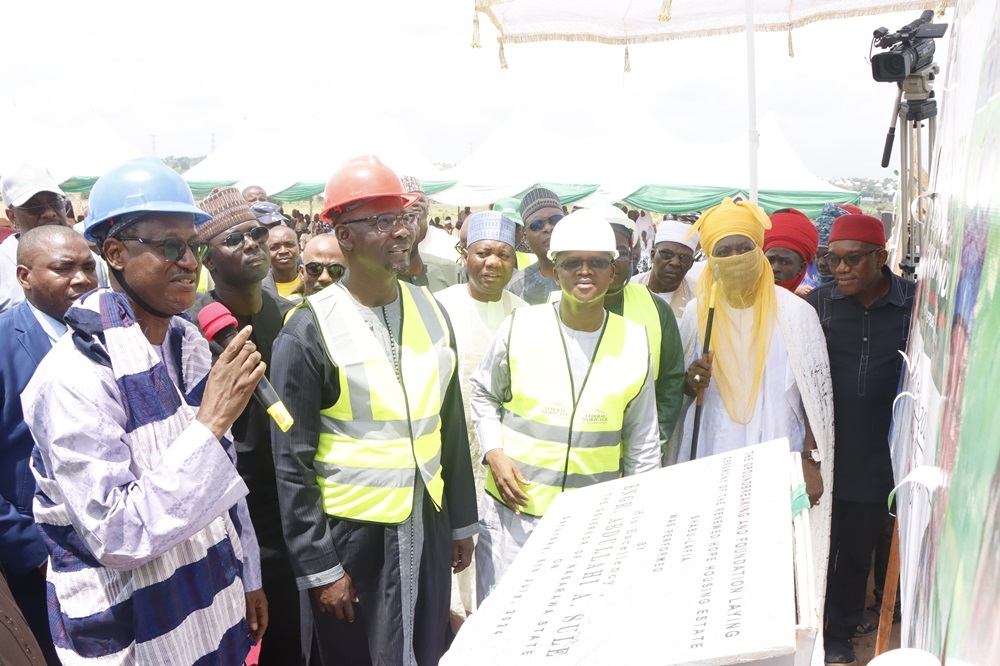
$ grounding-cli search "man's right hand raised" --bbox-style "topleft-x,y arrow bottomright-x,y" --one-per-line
311,575 -> 359,622
197,325 -> 266,440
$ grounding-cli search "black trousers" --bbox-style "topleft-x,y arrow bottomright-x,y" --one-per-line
311,496 -> 452,666
824,499 -> 891,641
7,569 -> 60,665
258,552 -> 307,666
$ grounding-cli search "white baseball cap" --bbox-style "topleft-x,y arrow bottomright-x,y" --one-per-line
1,163 -> 64,208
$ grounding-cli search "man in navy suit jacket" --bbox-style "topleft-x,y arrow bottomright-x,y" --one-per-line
0,225 -> 97,664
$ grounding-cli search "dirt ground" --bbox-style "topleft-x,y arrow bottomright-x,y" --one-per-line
852,570 -> 902,665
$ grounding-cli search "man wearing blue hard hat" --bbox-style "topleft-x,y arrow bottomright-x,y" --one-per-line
22,157 -> 269,665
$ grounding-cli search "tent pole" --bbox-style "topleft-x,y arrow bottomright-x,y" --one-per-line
745,0 -> 759,204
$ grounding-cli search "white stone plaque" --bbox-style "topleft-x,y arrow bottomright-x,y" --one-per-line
443,439 -> 797,665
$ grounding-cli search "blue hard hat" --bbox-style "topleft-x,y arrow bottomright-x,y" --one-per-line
83,157 -> 212,242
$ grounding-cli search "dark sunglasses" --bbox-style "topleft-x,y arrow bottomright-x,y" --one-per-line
16,194 -> 67,216
823,248 -> 879,268
527,214 -> 563,232
117,236 -> 210,262
222,225 -> 269,250
656,249 -> 694,266
557,257 -> 612,272
304,262 -> 346,280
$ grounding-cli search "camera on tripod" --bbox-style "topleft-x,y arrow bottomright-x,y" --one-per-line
871,10 -> 949,280
871,10 -> 948,82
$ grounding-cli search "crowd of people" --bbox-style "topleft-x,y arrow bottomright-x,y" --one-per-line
0,155 -> 908,666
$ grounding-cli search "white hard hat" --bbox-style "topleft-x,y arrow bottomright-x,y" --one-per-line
547,209 -> 619,261
586,204 -> 636,237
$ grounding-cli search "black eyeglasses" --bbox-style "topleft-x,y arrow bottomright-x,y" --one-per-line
304,262 -> 346,280
656,249 -> 694,266
824,248 -> 880,269
222,225 -> 269,250
527,214 -> 563,232
556,257 -> 612,272
340,212 -> 419,233
117,236 -> 211,262
16,195 -> 66,216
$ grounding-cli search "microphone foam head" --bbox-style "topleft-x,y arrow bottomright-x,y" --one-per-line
198,302 -> 239,342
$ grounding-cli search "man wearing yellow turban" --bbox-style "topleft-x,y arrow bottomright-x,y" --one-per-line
670,198 -> 837,663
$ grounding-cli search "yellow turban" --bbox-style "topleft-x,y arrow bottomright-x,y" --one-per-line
690,198 -> 777,425
689,197 -> 772,256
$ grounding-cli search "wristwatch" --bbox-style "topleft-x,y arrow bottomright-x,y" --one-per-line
804,449 -> 822,463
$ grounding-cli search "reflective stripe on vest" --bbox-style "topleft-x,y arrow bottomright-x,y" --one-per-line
486,304 -> 649,516
549,284 -> 661,379
622,283 -> 662,380
310,282 -> 455,524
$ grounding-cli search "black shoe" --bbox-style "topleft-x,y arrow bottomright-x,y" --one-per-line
825,638 -> 857,665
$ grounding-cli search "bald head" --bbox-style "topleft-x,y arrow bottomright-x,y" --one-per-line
299,233 -> 347,295
242,186 -> 267,204
18,225 -> 85,266
16,225 -> 98,320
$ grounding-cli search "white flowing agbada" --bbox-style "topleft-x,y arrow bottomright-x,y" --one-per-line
673,285 -> 835,659
434,284 -> 527,617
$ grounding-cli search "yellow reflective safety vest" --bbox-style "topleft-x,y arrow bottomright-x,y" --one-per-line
309,282 -> 456,524
550,283 -> 662,378
486,304 -> 649,517
621,283 -> 662,380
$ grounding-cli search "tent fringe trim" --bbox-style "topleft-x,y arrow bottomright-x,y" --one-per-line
658,0 -> 672,22
483,1 -> 956,47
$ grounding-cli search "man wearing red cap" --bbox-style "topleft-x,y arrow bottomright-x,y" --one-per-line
764,208 -> 819,296
270,155 -> 478,665
805,214 -> 915,665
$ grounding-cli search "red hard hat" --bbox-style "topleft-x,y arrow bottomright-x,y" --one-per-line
319,155 -> 420,223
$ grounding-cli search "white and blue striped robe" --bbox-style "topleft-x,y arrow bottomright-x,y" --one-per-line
24,290 -> 262,665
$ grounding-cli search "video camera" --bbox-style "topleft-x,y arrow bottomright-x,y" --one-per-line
871,10 -> 948,82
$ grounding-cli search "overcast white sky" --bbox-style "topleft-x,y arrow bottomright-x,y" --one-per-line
1,1 -> 951,180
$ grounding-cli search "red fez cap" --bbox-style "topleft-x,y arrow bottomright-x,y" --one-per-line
828,214 -> 886,247
764,208 -> 819,263
839,203 -> 863,215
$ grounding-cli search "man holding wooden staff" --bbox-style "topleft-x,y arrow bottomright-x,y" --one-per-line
673,197 -> 835,660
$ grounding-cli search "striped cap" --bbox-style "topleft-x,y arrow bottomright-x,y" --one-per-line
198,187 -> 259,240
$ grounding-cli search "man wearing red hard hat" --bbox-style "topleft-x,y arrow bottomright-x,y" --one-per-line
270,155 -> 478,665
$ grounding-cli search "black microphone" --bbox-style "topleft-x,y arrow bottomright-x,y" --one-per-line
198,301 -> 294,432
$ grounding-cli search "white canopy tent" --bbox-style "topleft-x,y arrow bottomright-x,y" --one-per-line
181,114 -> 449,199
434,103 -> 853,211
473,0 -> 952,202
0,107 -> 142,187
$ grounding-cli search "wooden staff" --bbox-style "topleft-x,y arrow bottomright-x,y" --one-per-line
690,279 -> 718,459
875,519 -> 901,655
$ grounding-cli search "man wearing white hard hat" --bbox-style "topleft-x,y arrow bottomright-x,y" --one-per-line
633,219 -> 701,319
469,209 -> 660,602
